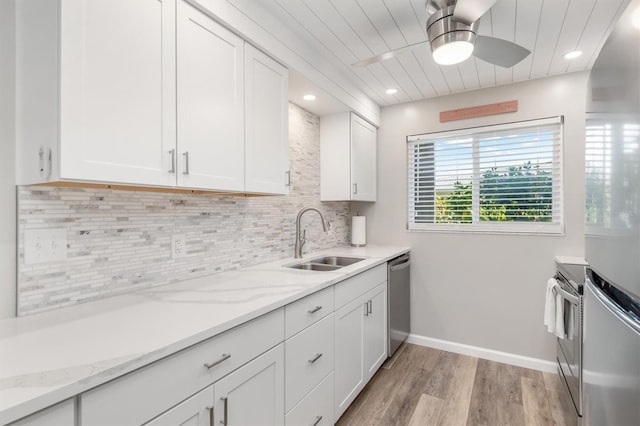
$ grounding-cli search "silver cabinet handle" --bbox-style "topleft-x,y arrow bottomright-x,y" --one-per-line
206,406 -> 214,426
182,151 -> 190,175
353,183 -> 358,194
312,415 -> 323,426
364,301 -> 369,316
220,397 -> 228,426
308,353 -> 323,363
368,300 -> 372,314
168,149 -> 176,174
204,353 -> 231,369
285,170 -> 291,186
308,306 -> 322,314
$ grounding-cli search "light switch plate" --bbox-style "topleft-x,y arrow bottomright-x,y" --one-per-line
24,229 -> 68,265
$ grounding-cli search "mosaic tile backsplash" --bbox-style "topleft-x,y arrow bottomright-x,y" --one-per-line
17,103 -> 351,315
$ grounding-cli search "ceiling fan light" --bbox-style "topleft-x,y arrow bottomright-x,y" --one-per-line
432,40 -> 474,65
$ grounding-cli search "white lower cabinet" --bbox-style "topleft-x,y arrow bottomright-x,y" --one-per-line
146,386 -> 214,426
147,344 -> 283,426
285,314 -> 334,412
8,399 -> 75,426
81,309 -> 284,426
334,295 -> 366,417
213,344 -> 284,426
363,284 -> 387,382
285,372 -> 334,426
334,276 -> 388,420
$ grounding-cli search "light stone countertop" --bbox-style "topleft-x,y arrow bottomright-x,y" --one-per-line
0,245 -> 409,424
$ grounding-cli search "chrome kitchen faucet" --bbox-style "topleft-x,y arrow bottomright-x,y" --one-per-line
294,207 -> 330,258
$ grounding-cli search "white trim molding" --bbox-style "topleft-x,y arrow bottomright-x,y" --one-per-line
407,333 -> 557,373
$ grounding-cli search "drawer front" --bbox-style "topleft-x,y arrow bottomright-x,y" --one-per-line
81,308 -> 284,426
284,313 -> 334,412
285,372 -> 334,426
334,263 -> 386,309
285,286 -> 334,339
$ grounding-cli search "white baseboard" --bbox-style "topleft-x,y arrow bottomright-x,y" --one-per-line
406,333 -> 557,373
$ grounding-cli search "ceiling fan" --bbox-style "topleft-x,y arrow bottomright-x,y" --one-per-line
352,0 -> 531,68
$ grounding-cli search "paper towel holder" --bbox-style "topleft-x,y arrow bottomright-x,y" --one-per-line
351,212 -> 366,247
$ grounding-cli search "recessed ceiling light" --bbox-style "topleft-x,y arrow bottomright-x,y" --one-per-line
385,88 -> 398,95
564,50 -> 583,60
303,94 -> 316,101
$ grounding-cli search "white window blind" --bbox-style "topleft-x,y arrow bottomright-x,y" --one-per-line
407,117 -> 563,234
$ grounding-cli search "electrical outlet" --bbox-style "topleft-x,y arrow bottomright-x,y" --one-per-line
24,228 -> 67,264
171,234 -> 186,259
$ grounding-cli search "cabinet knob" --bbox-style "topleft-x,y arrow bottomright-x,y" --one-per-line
312,415 -> 323,426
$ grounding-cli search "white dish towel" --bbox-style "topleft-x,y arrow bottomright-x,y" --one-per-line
544,278 -> 566,338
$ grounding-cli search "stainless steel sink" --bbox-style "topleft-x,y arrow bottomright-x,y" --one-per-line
309,256 -> 364,267
286,255 -> 365,271
288,263 -> 342,271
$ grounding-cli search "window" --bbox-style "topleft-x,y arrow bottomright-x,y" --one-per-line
407,117 -> 563,234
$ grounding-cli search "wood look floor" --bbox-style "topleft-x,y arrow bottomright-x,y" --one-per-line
336,343 -> 577,426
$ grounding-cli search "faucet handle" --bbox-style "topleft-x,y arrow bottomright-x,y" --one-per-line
326,220 -> 331,231
301,229 -> 306,246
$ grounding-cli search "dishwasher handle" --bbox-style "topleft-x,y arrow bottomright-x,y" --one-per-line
389,254 -> 410,271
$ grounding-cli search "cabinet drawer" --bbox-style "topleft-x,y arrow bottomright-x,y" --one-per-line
285,286 -> 333,339
81,308 -> 284,426
285,372 -> 334,426
284,313 -> 334,412
334,264 -> 386,309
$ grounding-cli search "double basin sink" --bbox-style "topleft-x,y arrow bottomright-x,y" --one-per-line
288,256 -> 365,271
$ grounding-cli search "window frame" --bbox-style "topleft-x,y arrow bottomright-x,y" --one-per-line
406,116 -> 564,235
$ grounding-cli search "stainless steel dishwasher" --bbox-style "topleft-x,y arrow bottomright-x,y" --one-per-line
388,253 -> 410,357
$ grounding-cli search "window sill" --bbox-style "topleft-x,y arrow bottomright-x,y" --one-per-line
406,223 -> 565,236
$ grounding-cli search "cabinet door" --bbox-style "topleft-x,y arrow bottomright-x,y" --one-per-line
244,44 -> 289,195
177,0 -> 245,191
350,114 -> 377,201
364,283 -> 387,381
59,0 -> 176,187
334,295 -> 366,419
214,344 -> 284,426
145,386 -> 213,426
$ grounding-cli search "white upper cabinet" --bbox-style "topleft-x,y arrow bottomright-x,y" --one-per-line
320,112 -> 377,202
16,0 -> 289,195
177,0 -> 245,191
350,114 -> 377,201
244,44 -> 290,195
16,0 -> 177,187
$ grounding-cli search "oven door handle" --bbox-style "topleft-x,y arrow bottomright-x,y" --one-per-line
554,284 -> 580,306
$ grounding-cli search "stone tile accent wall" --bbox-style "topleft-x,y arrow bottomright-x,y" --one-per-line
17,103 -> 350,315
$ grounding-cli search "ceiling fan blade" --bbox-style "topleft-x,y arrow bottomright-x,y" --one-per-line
473,35 -> 531,68
452,0 -> 497,25
351,41 -> 428,67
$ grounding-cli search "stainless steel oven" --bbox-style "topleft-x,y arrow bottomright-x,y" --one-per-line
554,259 -> 586,418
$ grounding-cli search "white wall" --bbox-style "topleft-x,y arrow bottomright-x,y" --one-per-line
0,0 -> 16,319
354,72 -> 589,362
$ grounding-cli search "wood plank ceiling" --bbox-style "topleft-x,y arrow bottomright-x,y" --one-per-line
260,0 -> 631,107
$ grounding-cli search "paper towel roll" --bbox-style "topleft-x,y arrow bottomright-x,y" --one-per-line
351,216 -> 366,246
